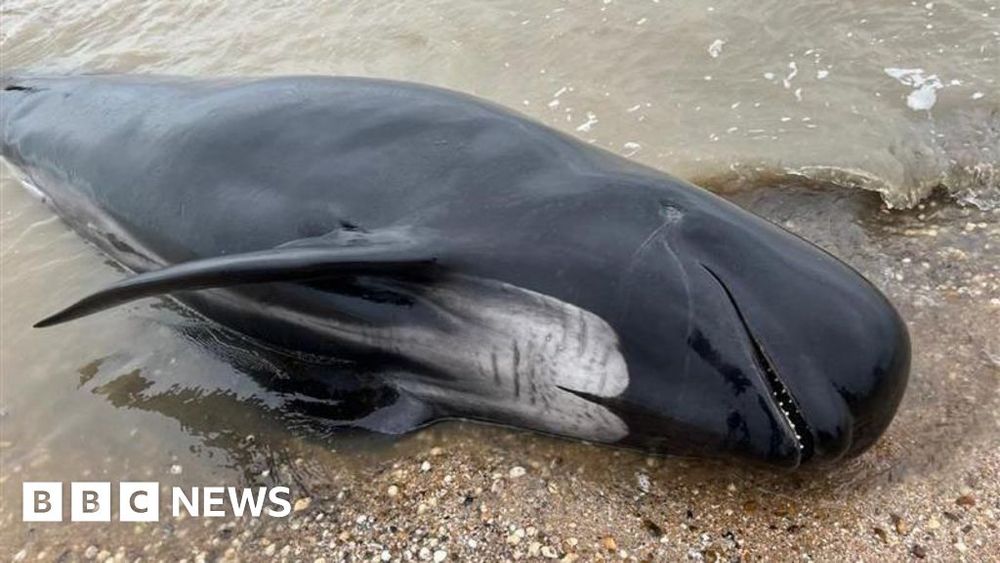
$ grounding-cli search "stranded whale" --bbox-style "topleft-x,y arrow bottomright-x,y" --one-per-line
0,75 -> 910,468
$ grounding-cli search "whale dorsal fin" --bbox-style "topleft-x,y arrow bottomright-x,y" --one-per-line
34,231 -> 438,328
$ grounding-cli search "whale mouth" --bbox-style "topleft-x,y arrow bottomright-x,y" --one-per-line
702,265 -> 815,462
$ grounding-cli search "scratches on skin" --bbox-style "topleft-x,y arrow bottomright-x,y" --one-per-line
626,213 -> 675,273
491,352 -> 501,386
284,274 -> 632,442
529,364 -> 539,405
615,203 -> 684,318
614,202 -> 694,380
623,202 -> 684,279
512,339 -> 521,398
663,238 -> 694,381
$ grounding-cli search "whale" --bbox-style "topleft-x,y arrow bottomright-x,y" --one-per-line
0,74 -> 910,468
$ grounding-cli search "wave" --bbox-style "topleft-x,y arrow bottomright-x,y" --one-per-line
688,101 -> 999,210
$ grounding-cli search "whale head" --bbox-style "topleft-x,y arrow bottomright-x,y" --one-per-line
584,180 -> 910,468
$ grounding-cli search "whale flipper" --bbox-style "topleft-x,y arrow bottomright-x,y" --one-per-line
34,233 -> 439,328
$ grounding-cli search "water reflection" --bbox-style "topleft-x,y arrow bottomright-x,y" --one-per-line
70,307 -> 413,485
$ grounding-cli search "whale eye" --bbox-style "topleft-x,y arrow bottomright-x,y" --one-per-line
658,201 -> 683,224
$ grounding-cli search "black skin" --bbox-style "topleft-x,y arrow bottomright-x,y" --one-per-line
0,75 -> 910,468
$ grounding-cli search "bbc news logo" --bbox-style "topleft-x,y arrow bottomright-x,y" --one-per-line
23,482 -> 292,522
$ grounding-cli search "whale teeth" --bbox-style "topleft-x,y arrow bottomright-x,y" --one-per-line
703,264 -> 814,459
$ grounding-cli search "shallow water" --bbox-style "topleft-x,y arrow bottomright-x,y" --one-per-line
2,0 -> 998,208
1,0 -> 999,559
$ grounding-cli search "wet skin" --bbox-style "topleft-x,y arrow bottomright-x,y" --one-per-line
0,75 -> 909,468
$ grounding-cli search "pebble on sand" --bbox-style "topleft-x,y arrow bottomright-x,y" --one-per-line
955,495 -> 976,508
636,473 -> 651,493
293,498 -> 311,512
507,528 -> 525,545
509,466 -> 527,479
891,514 -> 908,535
